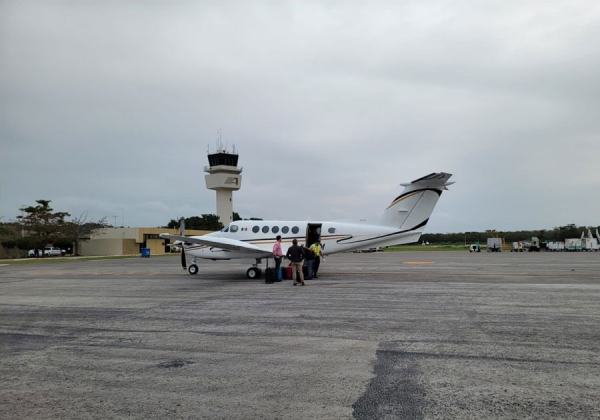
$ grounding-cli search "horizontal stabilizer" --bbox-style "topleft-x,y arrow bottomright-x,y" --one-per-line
401,172 -> 454,188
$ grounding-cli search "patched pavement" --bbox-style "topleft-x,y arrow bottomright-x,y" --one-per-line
1,252 -> 599,419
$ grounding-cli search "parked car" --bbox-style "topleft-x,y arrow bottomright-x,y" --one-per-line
28,247 -> 66,257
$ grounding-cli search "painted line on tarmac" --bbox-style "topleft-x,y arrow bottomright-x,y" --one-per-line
402,261 -> 435,265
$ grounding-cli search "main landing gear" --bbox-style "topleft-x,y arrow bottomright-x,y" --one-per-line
246,258 -> 263,279
186,257 -> 265,279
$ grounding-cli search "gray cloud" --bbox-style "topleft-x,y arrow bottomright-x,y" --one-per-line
2,1 -> 600,233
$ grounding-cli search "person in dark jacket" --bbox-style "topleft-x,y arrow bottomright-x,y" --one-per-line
286,239 -> 305,285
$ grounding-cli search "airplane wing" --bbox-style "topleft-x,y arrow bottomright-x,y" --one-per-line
159,233 -> 270,256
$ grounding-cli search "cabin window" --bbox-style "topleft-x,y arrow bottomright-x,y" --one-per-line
272,226 -> 279,234
282,226 -> 289,234
230,225 -> 239,233
252,226 -> 259,233
328,227 -> 336,234
291,226 -> 299,234
262,226 -> 269,233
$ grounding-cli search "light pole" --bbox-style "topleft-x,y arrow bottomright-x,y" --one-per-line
112,215 -> 118,228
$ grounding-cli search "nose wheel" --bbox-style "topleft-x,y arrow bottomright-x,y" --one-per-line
188,264 -> 199,275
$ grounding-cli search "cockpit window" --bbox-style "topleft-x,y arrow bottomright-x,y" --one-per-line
222,226 -> 229,232
230,225 -> 239,233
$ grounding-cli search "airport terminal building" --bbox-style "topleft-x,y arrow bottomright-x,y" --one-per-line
80,227 -> 211,256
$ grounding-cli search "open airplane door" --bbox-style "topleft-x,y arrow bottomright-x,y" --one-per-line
180,218 -> 186,270
305,223 -> 322,248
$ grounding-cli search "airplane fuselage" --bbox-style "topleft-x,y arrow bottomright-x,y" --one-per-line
182,220 -> 422,260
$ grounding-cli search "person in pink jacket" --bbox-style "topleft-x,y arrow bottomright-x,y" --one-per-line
273,235 -> 283,279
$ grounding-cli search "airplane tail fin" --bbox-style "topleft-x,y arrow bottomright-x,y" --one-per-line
378,172 -> 453,230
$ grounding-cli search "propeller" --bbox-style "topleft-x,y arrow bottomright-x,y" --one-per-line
180,218 -> 186,270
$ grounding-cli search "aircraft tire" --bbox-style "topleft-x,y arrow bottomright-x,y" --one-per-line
188,264 -> 199,275
246,267 -> 259,279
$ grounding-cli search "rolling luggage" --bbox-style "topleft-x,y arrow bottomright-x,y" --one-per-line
276,267 -> 282,282
264,267 -> 275,284
285,265 -> 293,280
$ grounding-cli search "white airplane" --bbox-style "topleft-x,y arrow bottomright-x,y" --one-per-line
160,172 -> 454,278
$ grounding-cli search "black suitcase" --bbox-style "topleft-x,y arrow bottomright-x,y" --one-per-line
264,267 -> 275,284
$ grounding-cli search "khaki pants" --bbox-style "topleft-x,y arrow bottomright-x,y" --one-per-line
291,261 -> 304,283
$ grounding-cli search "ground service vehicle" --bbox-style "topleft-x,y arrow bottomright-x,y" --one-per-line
582,238 -> 599,251
529,237 -> 541,252
28,247 -> 66,257
511,241 -> 524,252
487,238 -> 502,252
547,241 -> 565,251
565,238 -> 582,251
469,243 -> 481,252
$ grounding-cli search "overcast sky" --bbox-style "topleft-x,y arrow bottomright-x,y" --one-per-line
1,1 -> 599,233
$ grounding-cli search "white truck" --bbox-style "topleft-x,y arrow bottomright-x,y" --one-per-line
486,238 -> 503,252
581,237 -> 599,251
511,241 -> 524,252
28,246 -> 66,257
565,238 -> 582,251
528,237 -> 541,252
546,241 -> 565,252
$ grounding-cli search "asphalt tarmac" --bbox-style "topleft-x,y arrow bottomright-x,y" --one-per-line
1,251 -> 599,419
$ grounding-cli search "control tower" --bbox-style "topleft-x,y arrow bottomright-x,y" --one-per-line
204,141 -> 242,225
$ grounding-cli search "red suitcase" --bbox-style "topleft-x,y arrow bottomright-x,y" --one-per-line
285,265 -> 293,280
